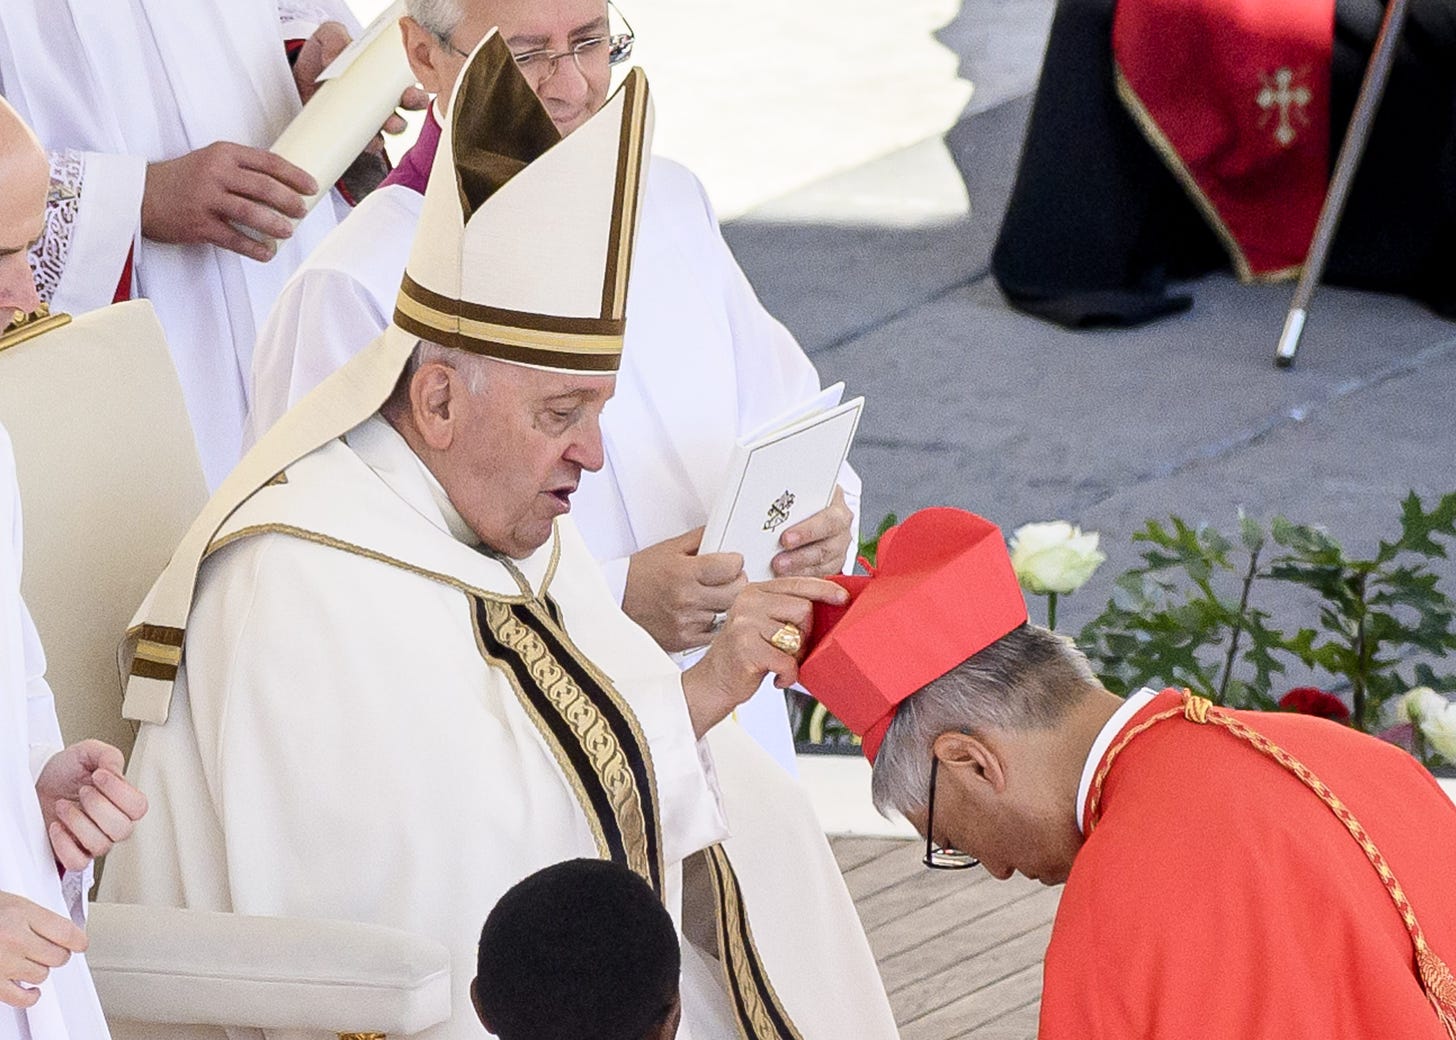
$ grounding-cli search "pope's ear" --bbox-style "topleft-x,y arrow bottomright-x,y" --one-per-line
409,362 -> 457,450
399,16 -> 449,96
931,730 -> 1007,795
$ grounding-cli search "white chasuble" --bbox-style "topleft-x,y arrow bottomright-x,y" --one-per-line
99,416 -> 895,1040
0,0 -> 348,488
0,426 -> 109,1040
247,158 -> 862,771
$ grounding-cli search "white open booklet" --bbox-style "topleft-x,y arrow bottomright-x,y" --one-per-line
700,383 -> 864,582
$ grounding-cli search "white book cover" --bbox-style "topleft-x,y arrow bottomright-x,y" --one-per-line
702,385 -> 864,582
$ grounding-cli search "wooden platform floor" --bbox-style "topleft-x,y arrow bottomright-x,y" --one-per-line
831,836 -> 1060,1040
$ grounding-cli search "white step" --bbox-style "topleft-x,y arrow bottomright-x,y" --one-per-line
796,753 -> 916,839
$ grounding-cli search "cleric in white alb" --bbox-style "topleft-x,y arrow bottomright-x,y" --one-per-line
0,0 -> 424,487
1,99 -> 148,1040
246,0 -> 861,771
0,423 -> 147,1040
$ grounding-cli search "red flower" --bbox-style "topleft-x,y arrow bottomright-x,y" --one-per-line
1279,687 -> 1351,723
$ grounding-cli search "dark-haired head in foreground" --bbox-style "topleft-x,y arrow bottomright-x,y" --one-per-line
472,858 -> 681,1040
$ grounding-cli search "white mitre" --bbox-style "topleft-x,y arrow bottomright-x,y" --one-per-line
121,32 -> 654,724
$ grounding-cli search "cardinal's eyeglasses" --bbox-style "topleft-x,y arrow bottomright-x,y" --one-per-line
924,756 -> 980,870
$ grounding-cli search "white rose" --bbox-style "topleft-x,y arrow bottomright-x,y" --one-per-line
1418,696 -> 1456,764
1009,521 -> 1108,596
1401,686 -> 1448,725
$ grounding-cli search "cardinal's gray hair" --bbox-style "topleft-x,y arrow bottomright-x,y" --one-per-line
870,624 -> 1101,818
405,0 -> 465,39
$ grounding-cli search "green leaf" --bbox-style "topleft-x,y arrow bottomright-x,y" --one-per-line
1238,509 -> 1266,554
1270,517 -> 1347,567
1414,662 -> 1456,693
1076,497 -> 1455,730
1380,490 -> 1456,563
857,512 -> 898,568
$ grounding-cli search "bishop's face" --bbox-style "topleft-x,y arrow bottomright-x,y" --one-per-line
437,360 -> 615,559
0,132 -> 47,327
436,0 -> 613,136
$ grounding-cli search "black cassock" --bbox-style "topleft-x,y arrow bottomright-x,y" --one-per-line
991,0 -> 1456,328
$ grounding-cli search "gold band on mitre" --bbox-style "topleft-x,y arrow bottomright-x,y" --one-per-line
393,276 -> 625,373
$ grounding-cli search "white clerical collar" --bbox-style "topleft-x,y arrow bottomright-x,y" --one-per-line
345,414 -> 480,547
1075,687 -> 1160,835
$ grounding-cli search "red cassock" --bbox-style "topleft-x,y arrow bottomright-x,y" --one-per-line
1041,689 -> 1456,1038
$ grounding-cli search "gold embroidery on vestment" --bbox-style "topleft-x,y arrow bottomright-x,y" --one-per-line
478,598 -> 654,884
202,523 -> 541,605
472,601 -> 612,864
705,845 -> 805,1040
541,602 -> 664,880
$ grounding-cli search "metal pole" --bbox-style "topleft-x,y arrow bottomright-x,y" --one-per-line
1275,0 -> 1414,368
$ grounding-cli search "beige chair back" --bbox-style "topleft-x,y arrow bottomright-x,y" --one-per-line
0,301 -> 207,759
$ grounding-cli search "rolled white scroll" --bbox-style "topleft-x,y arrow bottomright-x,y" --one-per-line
271,0 -> 416,215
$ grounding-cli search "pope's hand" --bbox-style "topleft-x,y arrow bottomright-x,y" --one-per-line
293,21 -> 430,155
0,891 -> 87,1009
681,577 -> 848,738
35,740 -> 148,873
623,528 -> 748,654
772,485 -> 853,578
141,142 -> 318,262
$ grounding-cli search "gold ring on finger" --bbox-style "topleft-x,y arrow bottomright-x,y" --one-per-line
768,623 -> 803,656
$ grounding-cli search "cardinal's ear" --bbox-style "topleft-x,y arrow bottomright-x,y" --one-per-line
932,730 -> 1007,795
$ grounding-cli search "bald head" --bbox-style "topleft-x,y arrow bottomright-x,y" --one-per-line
0,98 -> 47,326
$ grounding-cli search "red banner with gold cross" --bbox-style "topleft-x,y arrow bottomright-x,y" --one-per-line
1112,0 -> 1335,280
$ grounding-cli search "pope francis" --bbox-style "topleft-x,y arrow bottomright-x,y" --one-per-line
100,35 -> 899,1040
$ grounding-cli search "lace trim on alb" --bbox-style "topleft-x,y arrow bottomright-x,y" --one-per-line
28,150 -> 84,306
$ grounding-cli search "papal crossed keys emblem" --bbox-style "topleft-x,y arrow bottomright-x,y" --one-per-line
763,491 -> 796,532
